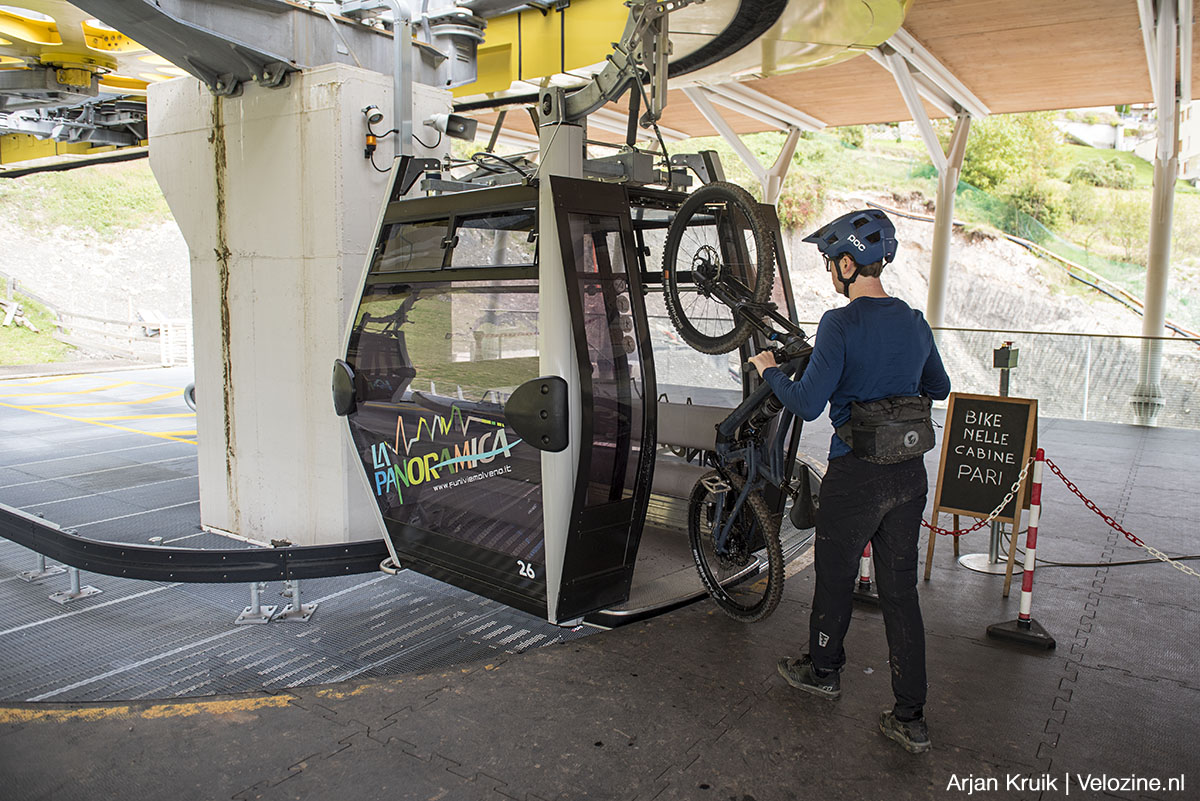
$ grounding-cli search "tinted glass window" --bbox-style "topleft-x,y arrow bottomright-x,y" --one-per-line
449,209 -> 537,269
373,219 -> 448,273
566,213 -> 646,506
346,279 -> 546,569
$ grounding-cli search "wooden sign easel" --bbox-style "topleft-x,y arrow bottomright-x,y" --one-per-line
926,393 -> 1039,596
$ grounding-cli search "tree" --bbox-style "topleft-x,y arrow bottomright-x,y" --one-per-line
1111,193 -> 1150,264
949,112 -> 1062,190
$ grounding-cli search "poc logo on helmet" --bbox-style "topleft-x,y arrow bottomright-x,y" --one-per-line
847,234 -> 867,251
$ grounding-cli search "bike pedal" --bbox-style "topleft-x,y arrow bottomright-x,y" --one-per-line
701,475 -> 731,493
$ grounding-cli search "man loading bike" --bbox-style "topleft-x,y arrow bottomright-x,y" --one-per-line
747,208 -> 951,754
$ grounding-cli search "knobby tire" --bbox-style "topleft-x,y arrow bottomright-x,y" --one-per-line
688,470 -> 784,622
662,182 -> 775,354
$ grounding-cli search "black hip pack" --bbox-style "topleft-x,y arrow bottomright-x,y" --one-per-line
836,395 -> 935,465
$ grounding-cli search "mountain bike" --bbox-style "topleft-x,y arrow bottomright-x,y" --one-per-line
662,181 -> 816,622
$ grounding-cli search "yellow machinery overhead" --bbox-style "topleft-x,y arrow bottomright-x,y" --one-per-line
451,0 -> 911,104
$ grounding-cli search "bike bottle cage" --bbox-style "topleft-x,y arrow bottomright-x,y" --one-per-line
836,395 -> 935,465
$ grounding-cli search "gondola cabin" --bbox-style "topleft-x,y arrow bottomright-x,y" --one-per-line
333,164 -> 819,626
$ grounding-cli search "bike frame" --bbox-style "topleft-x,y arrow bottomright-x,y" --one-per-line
707,352 -> 809,557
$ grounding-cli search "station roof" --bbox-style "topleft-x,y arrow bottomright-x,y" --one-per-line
478,0 -> 1199,141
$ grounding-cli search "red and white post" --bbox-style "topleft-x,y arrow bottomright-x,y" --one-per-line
987,448 -> 1056,648
1017,450 -> 1044,627
852,543 -> 879,604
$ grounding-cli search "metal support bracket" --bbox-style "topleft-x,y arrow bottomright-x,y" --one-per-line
18,553 -> 66,583
48,567 -> 102,605
277,579 -> 317,622
234,582 -> 278,625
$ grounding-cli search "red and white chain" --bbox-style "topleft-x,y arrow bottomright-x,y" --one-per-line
921,457 -> 1035,537
1045,458 -> 1200,581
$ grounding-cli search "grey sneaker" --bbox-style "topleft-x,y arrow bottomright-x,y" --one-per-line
776,655 -> 841,699
879,710 -> 931,754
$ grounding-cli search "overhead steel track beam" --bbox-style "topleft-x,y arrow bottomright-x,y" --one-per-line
71,0 -> 398,97
454,0 -> 789,115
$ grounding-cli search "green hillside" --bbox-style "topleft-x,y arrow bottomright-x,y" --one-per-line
0,159 -> 172,236
678,125 -> 1200,332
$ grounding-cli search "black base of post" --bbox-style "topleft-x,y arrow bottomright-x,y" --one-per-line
852,581 -> 879,605
986,618 -> 1056,649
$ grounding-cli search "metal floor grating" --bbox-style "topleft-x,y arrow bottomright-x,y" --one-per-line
0,367 -> 591,703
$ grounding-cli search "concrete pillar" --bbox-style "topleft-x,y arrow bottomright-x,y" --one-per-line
148,64 -> 449,544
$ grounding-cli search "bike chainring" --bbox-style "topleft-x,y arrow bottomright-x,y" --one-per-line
707,496 -> 755,570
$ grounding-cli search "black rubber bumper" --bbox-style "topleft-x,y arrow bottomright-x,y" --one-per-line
0,501 -> 389,583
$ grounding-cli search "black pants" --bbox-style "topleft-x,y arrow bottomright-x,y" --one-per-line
809,453 -> 928,720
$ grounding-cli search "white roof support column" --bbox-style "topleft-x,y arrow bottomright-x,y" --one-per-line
682,85 -> 804,204
762,127 -> 802,206
927,112 -> 970,334
1180,0 -> 1193,111
1133,0 -> 1183,425
876,29 -> 987,332
881,47 -> 975,331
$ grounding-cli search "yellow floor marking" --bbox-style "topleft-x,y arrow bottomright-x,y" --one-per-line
160,430 -> 197,437
0,401 -> 198,445
130,379 -> 193,391
32,389 -> 183,409
87,412 -> 196,422
0,695 -> 292,725
0,375 -> 79,387
0,381 -> 134,398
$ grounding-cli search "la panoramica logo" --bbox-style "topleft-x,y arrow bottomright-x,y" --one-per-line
370,404 -> 521,503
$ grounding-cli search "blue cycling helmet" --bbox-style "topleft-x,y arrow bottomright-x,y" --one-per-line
803,208 -> 897,265
802,208 -> 898,297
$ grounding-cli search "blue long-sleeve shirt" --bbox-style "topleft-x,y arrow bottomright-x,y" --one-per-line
763,296 -> 951,459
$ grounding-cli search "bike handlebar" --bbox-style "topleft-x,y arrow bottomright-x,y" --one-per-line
717,352 -> 808,442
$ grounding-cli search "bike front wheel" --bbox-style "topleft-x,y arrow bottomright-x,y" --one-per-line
688,470 -> 783,622
662,182 -> 774,354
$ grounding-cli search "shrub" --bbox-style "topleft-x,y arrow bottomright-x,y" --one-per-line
838,125 -> 865,149
775,172 -> 826,231
1111,193 -> 1150,264
1065,182 -> 1099,224
1007,180 -> 1065,231
1067,157 -> 1135,189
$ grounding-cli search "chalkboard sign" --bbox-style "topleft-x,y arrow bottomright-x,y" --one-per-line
933,393 -> 1038,523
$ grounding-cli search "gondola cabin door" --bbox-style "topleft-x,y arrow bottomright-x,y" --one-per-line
543,177 -> 656,623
